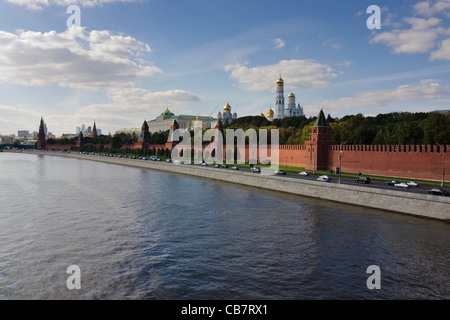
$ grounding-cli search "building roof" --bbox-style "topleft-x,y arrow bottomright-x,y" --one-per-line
313,107 -> 330,127
149,115 -> 215,122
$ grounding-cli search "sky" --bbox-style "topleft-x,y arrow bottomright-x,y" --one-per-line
0,0 -> 450,136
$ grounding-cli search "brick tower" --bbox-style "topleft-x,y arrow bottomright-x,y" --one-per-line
137,120 -> 152,149
166,119 -> 180,150
37,117 -> 46,150
307,107 -> 334,172
76,131 -> 84,148
91,121 -> 98,138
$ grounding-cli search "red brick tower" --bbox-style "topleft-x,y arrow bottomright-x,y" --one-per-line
137,120 -> 152,149
76,131 -> 84,148
91,121 -> 98,138
166,119 -> 180,150
215,118 -> 224,133
307,107 -> 334,172
37,117 -> 46,150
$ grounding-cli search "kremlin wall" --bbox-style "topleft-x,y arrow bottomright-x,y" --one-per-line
39,108 -> 449,183
36,75 -> 449,183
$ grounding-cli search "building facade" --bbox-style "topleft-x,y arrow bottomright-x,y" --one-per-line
148,107 -> 217,133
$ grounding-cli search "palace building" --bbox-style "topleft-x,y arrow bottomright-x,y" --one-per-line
147,107 -> 217,133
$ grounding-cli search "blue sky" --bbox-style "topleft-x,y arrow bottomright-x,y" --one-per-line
0,0 -> 450,136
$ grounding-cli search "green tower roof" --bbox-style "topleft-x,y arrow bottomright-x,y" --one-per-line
313,107 -> 330,127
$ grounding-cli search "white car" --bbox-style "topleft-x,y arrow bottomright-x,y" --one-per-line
394,183 -> 410,188
252,167 -> 261,173
317,175 -> 331,182
406,181 -> 419,187
299,171 -> 309,176
231,166 -> 239,170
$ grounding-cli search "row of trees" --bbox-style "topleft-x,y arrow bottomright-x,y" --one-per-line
46,111 -> 449,149
224,112 -> 450,146
47,130 -> 170,149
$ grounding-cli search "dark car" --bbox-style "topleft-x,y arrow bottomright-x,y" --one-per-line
385,180 -> 399,186
428,188 -> 449,196
355,177 -> 371,184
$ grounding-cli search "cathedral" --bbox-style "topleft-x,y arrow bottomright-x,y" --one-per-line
217,100 -> 237,125
270,75 -> 304,120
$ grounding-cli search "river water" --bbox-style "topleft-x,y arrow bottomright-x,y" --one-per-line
0,152 -> 448,299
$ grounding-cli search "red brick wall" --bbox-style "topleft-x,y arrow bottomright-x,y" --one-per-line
326,144 -> 449,181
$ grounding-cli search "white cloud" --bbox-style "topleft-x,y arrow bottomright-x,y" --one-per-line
322,38 -> 341,49
273,38 -> 285,49
224,59 -> 337,92
335,60 -> 352,67
6,0 -> 140,10
430,38 -> 450,60
307,79 -> 449,115
370,17 -> 441,54
413,0 -> 450,17
0,87 -> 201,136
0,28 -> 161,89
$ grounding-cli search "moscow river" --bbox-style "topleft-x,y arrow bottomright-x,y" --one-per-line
0,152 -> 448,299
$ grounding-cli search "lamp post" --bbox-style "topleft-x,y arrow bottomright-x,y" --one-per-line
338,151 -> 343,184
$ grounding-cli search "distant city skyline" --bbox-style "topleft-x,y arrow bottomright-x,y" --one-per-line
1,0 -> 450,136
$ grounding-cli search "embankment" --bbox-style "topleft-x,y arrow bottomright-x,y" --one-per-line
12,150 -> 450,222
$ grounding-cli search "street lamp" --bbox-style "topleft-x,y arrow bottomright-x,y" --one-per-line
338,151 -> 343,184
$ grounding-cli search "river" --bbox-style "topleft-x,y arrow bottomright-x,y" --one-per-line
0,152 -> 448,299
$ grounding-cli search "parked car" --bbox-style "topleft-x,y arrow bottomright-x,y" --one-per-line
428,188 -> 449,196
252,167 -> 261,173
355,177 -> 371,184
385,180 -> 399,186
317,175 -> 331,182
231,166 -> 239,170
394,183 -> 410,188
406,181 -> 419,187
299,171 -> 309,176
275,170 -> 286,175
221,164 -> 229,168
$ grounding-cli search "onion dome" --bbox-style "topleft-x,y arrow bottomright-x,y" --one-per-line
276,75 -> 284,86
259,112 -> 265,117
288,92 -> 295,98
267,107 -> 274,118
224,101 -> 232,112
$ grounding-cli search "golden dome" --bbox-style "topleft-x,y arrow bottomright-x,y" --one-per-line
276,75 -> 284,86
288,92 -> 295,98
259,112 -> 265,117
196,115 -> 200,120
224,101 -> 232,112
267,107 -> 274,118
